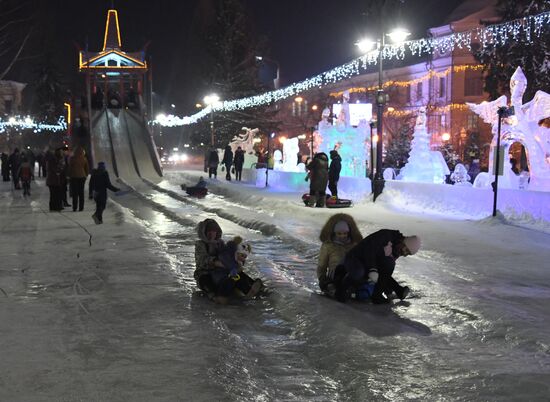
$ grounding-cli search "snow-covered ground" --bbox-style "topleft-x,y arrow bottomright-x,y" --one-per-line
1,168 -> 549,401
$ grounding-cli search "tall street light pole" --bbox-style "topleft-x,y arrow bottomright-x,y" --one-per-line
373,35 -> 386,202
356,27 -> 410,201
203,94 -> 220,146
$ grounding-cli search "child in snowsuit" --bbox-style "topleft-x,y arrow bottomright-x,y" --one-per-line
217,236 -> 263,298
317,214 -> 362,295
89,162 -> 120,224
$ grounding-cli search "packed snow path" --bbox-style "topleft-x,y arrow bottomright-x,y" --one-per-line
1,172 -> 549,401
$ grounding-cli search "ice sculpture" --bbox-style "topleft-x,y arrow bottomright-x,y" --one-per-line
317,92 -> 370,177
467,66 -> 550,191
398,107 -> 448,183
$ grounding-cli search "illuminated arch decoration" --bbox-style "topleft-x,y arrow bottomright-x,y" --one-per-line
79,9 -> 147,75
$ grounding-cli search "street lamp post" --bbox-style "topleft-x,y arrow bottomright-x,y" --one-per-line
203,94 -> 220,146
369,121 -> 376,180
372,36 -> 388,202
265,132 -> 275,187
356,28 -> 410,201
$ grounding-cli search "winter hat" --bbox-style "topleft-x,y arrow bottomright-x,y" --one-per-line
236,241 -> 252,257
232,236 -> 251,258
205,219 -> 220,233
98,161 -> 106,169
403,236 -> 421,255
333,220 -> 350,233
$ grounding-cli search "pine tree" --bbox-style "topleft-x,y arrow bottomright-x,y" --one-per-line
475,0 -> 550,100
30,54 -> 65,122
196,0 -> 279,147
440,142 -> 460,171
384,122 -> 412,169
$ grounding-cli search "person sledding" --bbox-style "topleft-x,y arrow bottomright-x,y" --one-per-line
333,229 -> 421,304
194,219 -> 262,304
181,176 -> 208,197
317,214 -> 362,296
217,236 -> 263,299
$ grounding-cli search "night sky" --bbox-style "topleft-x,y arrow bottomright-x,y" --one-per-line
8,0 -> 464,114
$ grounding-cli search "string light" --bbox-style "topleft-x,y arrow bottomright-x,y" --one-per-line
0,116 -> 67,133
384,104 -> 473,117
153,11 -> 550,127
329,65 -> 484,97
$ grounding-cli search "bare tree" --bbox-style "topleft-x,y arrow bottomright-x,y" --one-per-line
0,1 -> 33,81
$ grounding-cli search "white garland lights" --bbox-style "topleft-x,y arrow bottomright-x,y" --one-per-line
0,116 -> 67,133
151,10 -> 549,127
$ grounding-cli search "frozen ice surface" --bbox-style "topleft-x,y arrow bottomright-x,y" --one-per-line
1,169 -> 549,401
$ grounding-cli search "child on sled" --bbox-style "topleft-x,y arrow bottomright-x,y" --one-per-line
194,219 -> 262,304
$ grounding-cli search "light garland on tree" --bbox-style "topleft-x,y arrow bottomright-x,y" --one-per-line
0,116 -> 67,134
154,11 -> 550,127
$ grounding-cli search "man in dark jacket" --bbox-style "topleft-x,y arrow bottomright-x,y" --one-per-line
335,229 -> 421,304
207,147 -> 219,179
233,146 -> 245,181
328,149 -> 342,198
8,148 -> 21,189
89,162 -> 120,224
221,145 -> 233,181
306,152 -> 329,207
1,152 -> 9,181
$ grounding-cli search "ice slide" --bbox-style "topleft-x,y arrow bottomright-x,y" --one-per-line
90,108 -> 162,182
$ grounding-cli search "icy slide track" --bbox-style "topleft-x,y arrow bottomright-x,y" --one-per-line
103,173 -> 549,401
90,108 -> 162,182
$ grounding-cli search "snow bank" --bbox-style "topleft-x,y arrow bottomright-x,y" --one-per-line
383,180 -> 550,232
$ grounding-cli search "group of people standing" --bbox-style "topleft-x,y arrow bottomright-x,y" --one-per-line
194,213 -> 420,305
2,144 -> 119,224
1,148 -> 45,196
205,145 -> 246,181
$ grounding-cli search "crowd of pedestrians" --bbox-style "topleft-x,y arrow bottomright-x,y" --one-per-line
1,145 -> 118,224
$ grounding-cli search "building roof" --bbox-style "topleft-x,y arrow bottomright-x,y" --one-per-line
444,0 -> 498,25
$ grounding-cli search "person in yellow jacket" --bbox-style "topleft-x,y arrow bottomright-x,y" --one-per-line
68,146 -> 89,212
317,213 -> 362,295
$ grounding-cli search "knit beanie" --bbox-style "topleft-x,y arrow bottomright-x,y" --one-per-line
334,220 -> 350,233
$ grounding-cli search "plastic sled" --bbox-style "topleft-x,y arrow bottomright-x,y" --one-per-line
302,193 -> 352,208
181,185 -> 208,198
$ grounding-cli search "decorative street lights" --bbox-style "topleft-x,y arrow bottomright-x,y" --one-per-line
203,94 -> 220,146
356,27 -> 410,201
